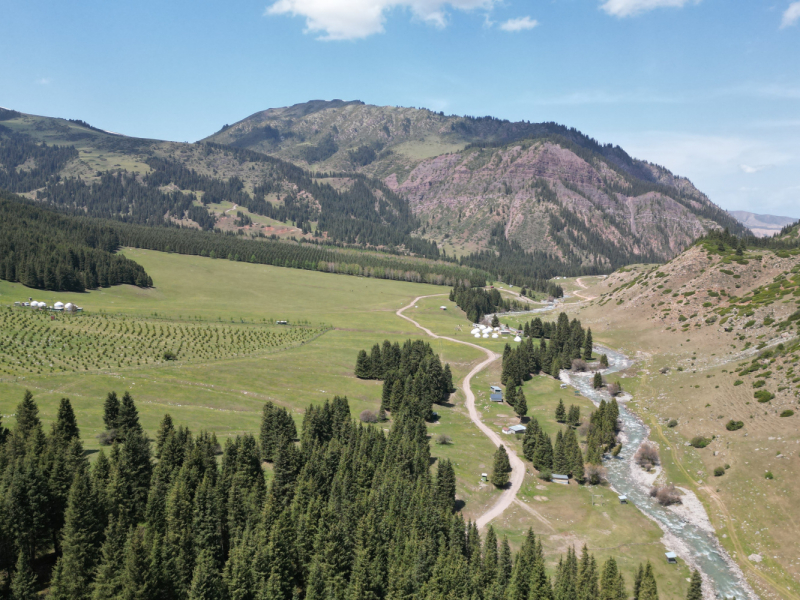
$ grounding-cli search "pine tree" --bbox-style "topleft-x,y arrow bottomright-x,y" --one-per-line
593,372 -> 603,389
600,557 -> 624,600
11,551 -> 38,600
491,314 -> 500,328
553,430 -> 569,475
632,563 -> 644,600
491,445 -> 512,487
189,549 -> 227,600
506,386 -> 517,409
639,562 -> 658,600
15,390 -> 41,439
103,391 -> 120,432
566,429 -> 585,482
354,350 -> 371,379
49,469 -> 104,600
514,389 -> 527,421
567,404 -> 581,427
522,418 -> 540,462
600,354 -> 609,368
155,413 -> 174,458
533,431 -> 553,471
435,459 -> 456,513
583,329 -> 593,360
686,571 -> 702,600
53,397 -> 80,444
117,392 -> 142,437
555,399 -> 566,422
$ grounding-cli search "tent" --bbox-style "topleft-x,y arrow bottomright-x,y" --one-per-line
513,336 -> 522,342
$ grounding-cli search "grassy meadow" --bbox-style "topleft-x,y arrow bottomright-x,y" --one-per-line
0,251 -> 692,597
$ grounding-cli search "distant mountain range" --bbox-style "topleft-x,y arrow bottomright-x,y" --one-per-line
203,100 -> 746,267
0,101 -> 749,279
728,210 -> 798,238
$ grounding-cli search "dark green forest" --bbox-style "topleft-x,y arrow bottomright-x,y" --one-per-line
449,285 -> 524,323
0,193 -> 152,292
0,390 -> 663,600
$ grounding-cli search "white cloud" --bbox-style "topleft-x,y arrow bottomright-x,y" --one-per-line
266,0 -> 496,40
499,16 -> 538,32
600,0 -> 699,18
781,2 -> 800,28
739,164 -> 771,174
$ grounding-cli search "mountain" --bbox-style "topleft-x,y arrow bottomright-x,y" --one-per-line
729,210 -> 798,238
202,100 -> 747,268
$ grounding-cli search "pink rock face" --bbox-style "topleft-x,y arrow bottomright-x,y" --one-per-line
386,140 -> 719,265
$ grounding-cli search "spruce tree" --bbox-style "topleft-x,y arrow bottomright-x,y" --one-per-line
568,404 -> 580,427
583,328 -> 593,360
103,391 -> 120,432
491,445 -> 512,487
555,399 -> 566,422
435,459 -> 456,512
514,389 -> 527,421
53,397 -> 80,444
632,563 -> 644,600
533,431 -> 553,471
354,350 -> 371,379
553,430 -> 569,475
506,386 -> 517,409
155,413 -> 174,459
593,372 -> 603,389
639,562 -> 658,600
600,354 -> 609,368
686,571 -> 702,600
189,549 -> 227,600
522,418 -> 540,462
15,390 -> 41,440
11,551 -> 38,600
117,392 -> 142,437
49,469 -> 104,600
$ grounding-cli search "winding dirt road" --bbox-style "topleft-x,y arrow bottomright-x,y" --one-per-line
396,295 -> 526,529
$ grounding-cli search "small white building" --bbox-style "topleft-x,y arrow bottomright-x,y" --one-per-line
490,385 -> 502,393
552,474 -> 569,485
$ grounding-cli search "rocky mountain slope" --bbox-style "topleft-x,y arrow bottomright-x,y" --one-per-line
203,100 -> 746,268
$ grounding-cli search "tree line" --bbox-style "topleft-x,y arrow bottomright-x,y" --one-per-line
0,388 -> 670,600
502,312 -> 593,385
0,193 -> 152,292
355,339 -> 454,421
449,284 -> 524,323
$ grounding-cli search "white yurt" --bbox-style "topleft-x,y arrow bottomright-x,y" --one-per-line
494,327 -> 500,332
491,333 -> 499,339
31,301 -> 41,308
473,333 -> 481,338
54,302 -> 65,310
482,333 -> 490,338
513,336 -> 522,342
471,328 -> 480,335
65,303 -> 75,312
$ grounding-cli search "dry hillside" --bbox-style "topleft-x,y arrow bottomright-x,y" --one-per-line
570,232 -> 800,599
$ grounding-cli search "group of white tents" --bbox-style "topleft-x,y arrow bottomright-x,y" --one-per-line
470,323 -> 522,342
16,300 -> 80,312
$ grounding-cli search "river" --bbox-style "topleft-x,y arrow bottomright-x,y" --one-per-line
564,347 -> 756,600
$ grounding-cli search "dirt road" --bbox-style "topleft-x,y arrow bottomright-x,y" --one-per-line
396,295 -> 526,529
572,278 -> 597,302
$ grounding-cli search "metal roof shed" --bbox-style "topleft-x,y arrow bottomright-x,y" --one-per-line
509,425 -> 526,434
665,552 -> 678,564
490,385 -> 502,393
490,393 -> 503,402
618,495 -> 628,503
552,474 -> 569,484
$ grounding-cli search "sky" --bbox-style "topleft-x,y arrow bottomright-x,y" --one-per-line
2,0 -> 799,218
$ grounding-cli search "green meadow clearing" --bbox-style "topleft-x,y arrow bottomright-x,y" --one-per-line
0,249 -> 689,596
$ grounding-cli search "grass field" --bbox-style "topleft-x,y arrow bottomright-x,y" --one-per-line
0,251 -> 692,597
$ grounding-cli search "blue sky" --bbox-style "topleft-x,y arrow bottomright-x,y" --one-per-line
2,0 -> 799,217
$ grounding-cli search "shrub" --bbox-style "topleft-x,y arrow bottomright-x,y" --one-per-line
359,410 -> 378,423
725,420 -> 744,431
754,390 -> 775,403
96,430 -> 118,446
667,419 -> 678,428
571,358 -> 588,372
713,466 -> 725,477
765,471 -> 774,480
690,436 -> 711,448
586,464 -> 607,485
537,469 -> 552,482
744,320 -> 756,328
649,484 -> 681,506
435,433 -> 453,445
752,380 -> 765,388
612,444 -> 622,457
634,443 -> 660,469
163,350 -> 177,361
780,410 -> 795,418
607,381 -> 623,396
733,380 -> 743,386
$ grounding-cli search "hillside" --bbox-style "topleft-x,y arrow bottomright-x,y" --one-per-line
0,109 -> 438,258
203,100 -> 746,267
569,226 -> 800,598
729,210 -> 798,238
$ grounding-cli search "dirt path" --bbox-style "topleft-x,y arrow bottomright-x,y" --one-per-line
572,278 -> 597,302
396,295 -> 526,529
225,204 -> 238,214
